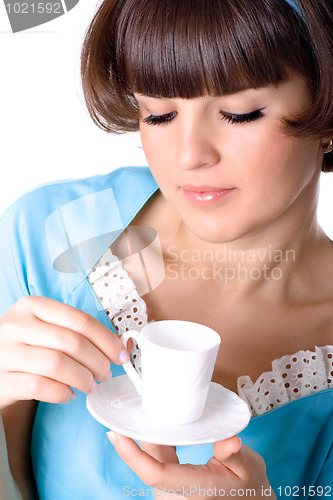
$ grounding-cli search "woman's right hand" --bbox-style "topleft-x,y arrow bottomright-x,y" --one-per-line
0,296 -> 129,409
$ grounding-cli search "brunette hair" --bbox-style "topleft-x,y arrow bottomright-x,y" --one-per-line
81,0 -> 333,171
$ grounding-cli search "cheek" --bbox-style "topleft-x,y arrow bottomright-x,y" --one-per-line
244,140 -> 321,222
242,133 -> 318,189
141,130 -> 165,167
140,129 -> 175,190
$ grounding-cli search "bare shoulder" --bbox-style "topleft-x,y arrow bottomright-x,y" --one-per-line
2,400 -> 38,498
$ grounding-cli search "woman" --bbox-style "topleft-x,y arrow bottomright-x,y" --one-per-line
0,0 -> 332,498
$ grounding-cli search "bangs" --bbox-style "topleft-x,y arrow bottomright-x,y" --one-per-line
81,0 -> 333,169
116,0 -> 310,98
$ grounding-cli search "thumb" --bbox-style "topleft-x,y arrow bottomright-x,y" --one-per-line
213,435 -> 242,462
211,435 -> 244,476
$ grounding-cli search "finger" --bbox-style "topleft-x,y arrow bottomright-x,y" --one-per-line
0,372 -> 75,406
10,296 -> 130,365
0,344 -> 96,394
139,441 -> 179,464
3,317 -> 112,383
107,432 -> 212,490
213,436 -> 242,463
212,436 -> 259,480
107,432 -> 166,487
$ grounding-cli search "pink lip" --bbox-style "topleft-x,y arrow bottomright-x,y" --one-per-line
182,185 -> 236,206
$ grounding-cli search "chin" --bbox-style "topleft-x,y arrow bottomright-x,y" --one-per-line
167,192 -> 254,244
186,219 -> 242,244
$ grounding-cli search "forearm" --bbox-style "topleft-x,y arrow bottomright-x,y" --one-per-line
0,413 -> 26,500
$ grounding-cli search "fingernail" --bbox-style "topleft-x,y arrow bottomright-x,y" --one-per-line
119,349 -> 130,364
107,431 -> 117,444
103,369 -> 112,382
90,380 -> 97,393
67,391 -> 76,402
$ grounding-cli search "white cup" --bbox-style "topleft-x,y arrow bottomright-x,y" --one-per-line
120,320 -> 221,425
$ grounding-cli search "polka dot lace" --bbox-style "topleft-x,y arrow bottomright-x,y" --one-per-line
237,346 -> 333,416
88,247 -> 147,373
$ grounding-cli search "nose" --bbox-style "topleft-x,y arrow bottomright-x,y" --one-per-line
175,116 -> 221,171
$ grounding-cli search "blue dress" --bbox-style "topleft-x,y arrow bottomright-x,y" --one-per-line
0,166 -> 332,499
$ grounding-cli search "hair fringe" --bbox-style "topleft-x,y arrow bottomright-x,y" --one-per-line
81,0 -> 333,170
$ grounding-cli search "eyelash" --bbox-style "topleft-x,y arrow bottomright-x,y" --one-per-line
220,109 -> 264,124
142,109 -> 264,126
143,112 -> 175,126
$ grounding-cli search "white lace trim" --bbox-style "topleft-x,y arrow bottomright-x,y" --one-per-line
237,346 -> 333,416
88,248 -> 147,373
88,248 -> 333,417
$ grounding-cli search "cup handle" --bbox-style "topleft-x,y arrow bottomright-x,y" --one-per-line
120,330 -> 143,395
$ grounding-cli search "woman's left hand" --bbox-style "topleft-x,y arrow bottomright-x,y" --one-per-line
107,432 -> 276,499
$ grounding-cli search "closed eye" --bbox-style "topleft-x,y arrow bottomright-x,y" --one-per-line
142,112 -> 176,126
142,108 -> 264,126
220,109 -> 264,124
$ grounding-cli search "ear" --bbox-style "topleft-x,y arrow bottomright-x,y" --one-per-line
322,139 -> 333,154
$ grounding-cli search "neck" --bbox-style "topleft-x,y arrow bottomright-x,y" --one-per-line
163,188 -> 327,298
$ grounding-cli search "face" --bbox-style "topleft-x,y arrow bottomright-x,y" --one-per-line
135,75 -> 324,244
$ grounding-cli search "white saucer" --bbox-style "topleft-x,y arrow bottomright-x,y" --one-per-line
87,375 -> 251,446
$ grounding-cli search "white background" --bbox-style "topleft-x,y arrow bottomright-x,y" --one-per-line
0,1 -> 332,238
0,1 -> 147,212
